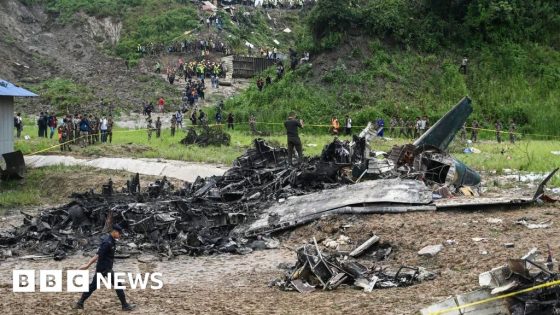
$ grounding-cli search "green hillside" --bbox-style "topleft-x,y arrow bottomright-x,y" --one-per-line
21,0 -> 560,136
226,0 -> 560,136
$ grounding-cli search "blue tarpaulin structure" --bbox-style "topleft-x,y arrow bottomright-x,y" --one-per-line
0,79 -> 38,97
0,79 -> 38,156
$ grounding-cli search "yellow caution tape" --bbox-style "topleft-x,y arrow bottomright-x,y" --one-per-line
465,126 -> 560,138
429,279 -> 560,315
20,120 -> 560,156
26,129 -> 149,156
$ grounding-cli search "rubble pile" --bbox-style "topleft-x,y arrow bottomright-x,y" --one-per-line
0,139 -> 352,259
180,124 -> 231,146
271,237 -> 434,293
421,247 -> 560,315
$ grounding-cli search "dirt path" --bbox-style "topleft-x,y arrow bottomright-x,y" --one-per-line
25,155 -> 227,182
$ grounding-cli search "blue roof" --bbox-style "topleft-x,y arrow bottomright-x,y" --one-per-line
0,79 -> 38,97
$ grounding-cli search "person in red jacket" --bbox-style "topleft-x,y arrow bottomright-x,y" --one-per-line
158,97 -> 165,113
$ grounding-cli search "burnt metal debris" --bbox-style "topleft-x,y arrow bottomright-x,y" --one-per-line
0,139 -> 352,259
271,237 -> 434,293
1,97 -> 558,262
180,124 -> 231,147
351,96 -> 481,187
421,247 -> 560,315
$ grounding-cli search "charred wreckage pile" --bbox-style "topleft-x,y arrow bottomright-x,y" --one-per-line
180,123 -> 231,147
271,236 -> 435,294
1,97 -> 557,266
0,138 -> 351,260
422,247 -> 560,315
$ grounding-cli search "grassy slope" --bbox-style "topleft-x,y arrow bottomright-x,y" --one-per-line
25,73 -> 179,114
226,40 -> 560,136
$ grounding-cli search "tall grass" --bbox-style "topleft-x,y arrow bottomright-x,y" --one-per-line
227,41 -> 560,136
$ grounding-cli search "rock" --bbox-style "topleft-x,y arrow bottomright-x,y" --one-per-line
418,244 -> 443,257
323,239 -> 338,249
472,237 -> 488,242
487,218 -> 503,224
504,243 -> 515,248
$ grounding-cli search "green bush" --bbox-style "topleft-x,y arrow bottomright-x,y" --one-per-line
30,78 -> 95,113
116,4 -> 199,61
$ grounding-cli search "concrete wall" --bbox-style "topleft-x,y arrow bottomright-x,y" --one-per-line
0,96 -> 15,155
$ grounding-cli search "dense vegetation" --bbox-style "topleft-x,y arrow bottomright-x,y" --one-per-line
226,0 -> 560,136
306,0 -> 560,51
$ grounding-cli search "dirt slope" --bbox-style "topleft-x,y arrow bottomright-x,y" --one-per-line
0,0 -> 176,113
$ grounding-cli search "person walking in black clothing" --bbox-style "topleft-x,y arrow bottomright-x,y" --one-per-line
74,224 -> 136,311
37,112 -> 48,138
199,110 -> 207,124
284,112 -> 304,166
227,113 -> 234,129
171,115 -> 177,137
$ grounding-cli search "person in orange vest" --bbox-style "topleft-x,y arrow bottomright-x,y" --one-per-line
330,116 -> 340,135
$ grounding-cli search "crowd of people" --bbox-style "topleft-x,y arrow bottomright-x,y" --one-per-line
33,112 -> 114,151
325,115 -> 518,145
181,79 -> 207,110
157,57 -> 227,88
460,119 -> 517,144
218,0 -> 315,9
137,37 -> 231,56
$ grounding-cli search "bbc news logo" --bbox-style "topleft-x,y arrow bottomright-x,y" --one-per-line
13,270 -> 163,292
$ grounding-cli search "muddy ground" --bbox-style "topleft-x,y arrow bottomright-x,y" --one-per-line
1,204 -> 559,314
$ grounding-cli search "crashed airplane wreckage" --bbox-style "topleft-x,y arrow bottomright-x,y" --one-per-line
1,97 -> 557,260
235,97 -> 558,236
0,140 -> 351,259
421,247 -> 560,315
271,237 -> 435,294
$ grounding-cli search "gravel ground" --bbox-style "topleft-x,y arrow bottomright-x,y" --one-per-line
1,205 -> 559,314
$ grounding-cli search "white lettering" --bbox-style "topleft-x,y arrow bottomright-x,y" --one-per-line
97,273 -> 112,289
67,270 -> 89,293
128,273 -> 150,290
150,273 -> 163,290
113,272 -> 127,290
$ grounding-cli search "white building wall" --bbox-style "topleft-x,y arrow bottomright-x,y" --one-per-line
0,96 -> 15,155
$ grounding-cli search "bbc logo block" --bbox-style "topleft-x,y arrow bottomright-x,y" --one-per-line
13,270 -> 89,292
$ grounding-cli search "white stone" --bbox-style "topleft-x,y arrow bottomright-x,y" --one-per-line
418,244 -> 443,257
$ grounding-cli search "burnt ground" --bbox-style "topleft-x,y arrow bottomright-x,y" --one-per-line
1,205 -> 559,314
